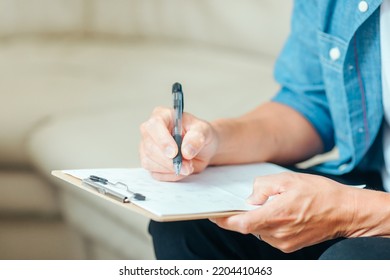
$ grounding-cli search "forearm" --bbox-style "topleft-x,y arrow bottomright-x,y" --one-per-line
209,101 -> 324,165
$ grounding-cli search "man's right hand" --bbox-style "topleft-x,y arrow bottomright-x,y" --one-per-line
139,107 -> 219,181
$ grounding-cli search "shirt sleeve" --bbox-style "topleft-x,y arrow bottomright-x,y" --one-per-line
271,0 -> 335,152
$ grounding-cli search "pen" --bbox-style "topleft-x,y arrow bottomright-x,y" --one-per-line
172,82 -> 184,176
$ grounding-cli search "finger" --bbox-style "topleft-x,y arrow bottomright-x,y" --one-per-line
140,149 -> 172,174
181,129 -> 206,160
150,171 -> 188,182
143,157 -> 194,176
140,138 -> 173,170
246,172 -> 291,205
212,204 -> 271,233
212,212 -> 255,235
140,107 -> 178,158
181,114 -> 211,159
140,141 -> 194,175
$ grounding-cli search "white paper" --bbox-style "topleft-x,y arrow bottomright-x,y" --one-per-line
64,163 -> 289,217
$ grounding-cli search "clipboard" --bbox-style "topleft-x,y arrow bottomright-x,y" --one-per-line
52,163 -> 290,222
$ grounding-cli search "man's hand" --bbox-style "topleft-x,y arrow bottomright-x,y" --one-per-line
139,107 -> 219,181
211,172 -> 359,253
140,102 -> 325,180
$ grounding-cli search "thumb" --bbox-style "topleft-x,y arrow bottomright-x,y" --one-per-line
181,113 -> 211,160
247,192 -> 270,205
181,130 -> 206,160
246,175 -> 286,205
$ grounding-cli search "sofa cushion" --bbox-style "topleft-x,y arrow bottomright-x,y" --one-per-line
0,170 -> 59,216
88,0 -> 292,56
0,0 -> 291,57
0,218 -> 86,259
0,0 -> 84,36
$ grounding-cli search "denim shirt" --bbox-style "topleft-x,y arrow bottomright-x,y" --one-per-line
272,0 -> 384,175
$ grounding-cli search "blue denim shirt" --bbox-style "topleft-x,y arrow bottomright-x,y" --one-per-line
273,0 -> 384,175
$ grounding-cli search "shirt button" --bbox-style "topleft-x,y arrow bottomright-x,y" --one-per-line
329,47 -> 341,61
358,1 -> 369,12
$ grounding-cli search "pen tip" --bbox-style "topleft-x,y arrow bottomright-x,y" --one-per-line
174,163 -> 181,176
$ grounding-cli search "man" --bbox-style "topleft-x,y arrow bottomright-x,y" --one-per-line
139,0 -> 390,259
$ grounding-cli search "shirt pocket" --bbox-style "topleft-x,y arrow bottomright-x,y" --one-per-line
317,30 -> 348,73
317,30 -> 351,147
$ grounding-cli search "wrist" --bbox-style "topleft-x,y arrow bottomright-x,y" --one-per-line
208,118 -> 233,165
342,188 -> 390,238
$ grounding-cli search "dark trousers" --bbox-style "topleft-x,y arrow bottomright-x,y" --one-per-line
149,168 -> 390,260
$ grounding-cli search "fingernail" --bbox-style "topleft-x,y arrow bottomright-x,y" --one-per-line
183,145 -> 196,158
180,164 -> 193,176
164,146 -> 175,158
181,168 -> 190,176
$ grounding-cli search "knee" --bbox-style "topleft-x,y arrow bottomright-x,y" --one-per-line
319,237 -> 390,260
148,220 -> 205,259
149,220 -> 194,241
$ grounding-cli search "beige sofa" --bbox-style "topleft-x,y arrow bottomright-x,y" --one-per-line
1,0 -> 292,259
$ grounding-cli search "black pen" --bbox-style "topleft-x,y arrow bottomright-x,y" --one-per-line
172,82 -> 184,175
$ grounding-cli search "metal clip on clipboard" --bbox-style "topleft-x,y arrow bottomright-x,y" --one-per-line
82,175 -> 146,203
